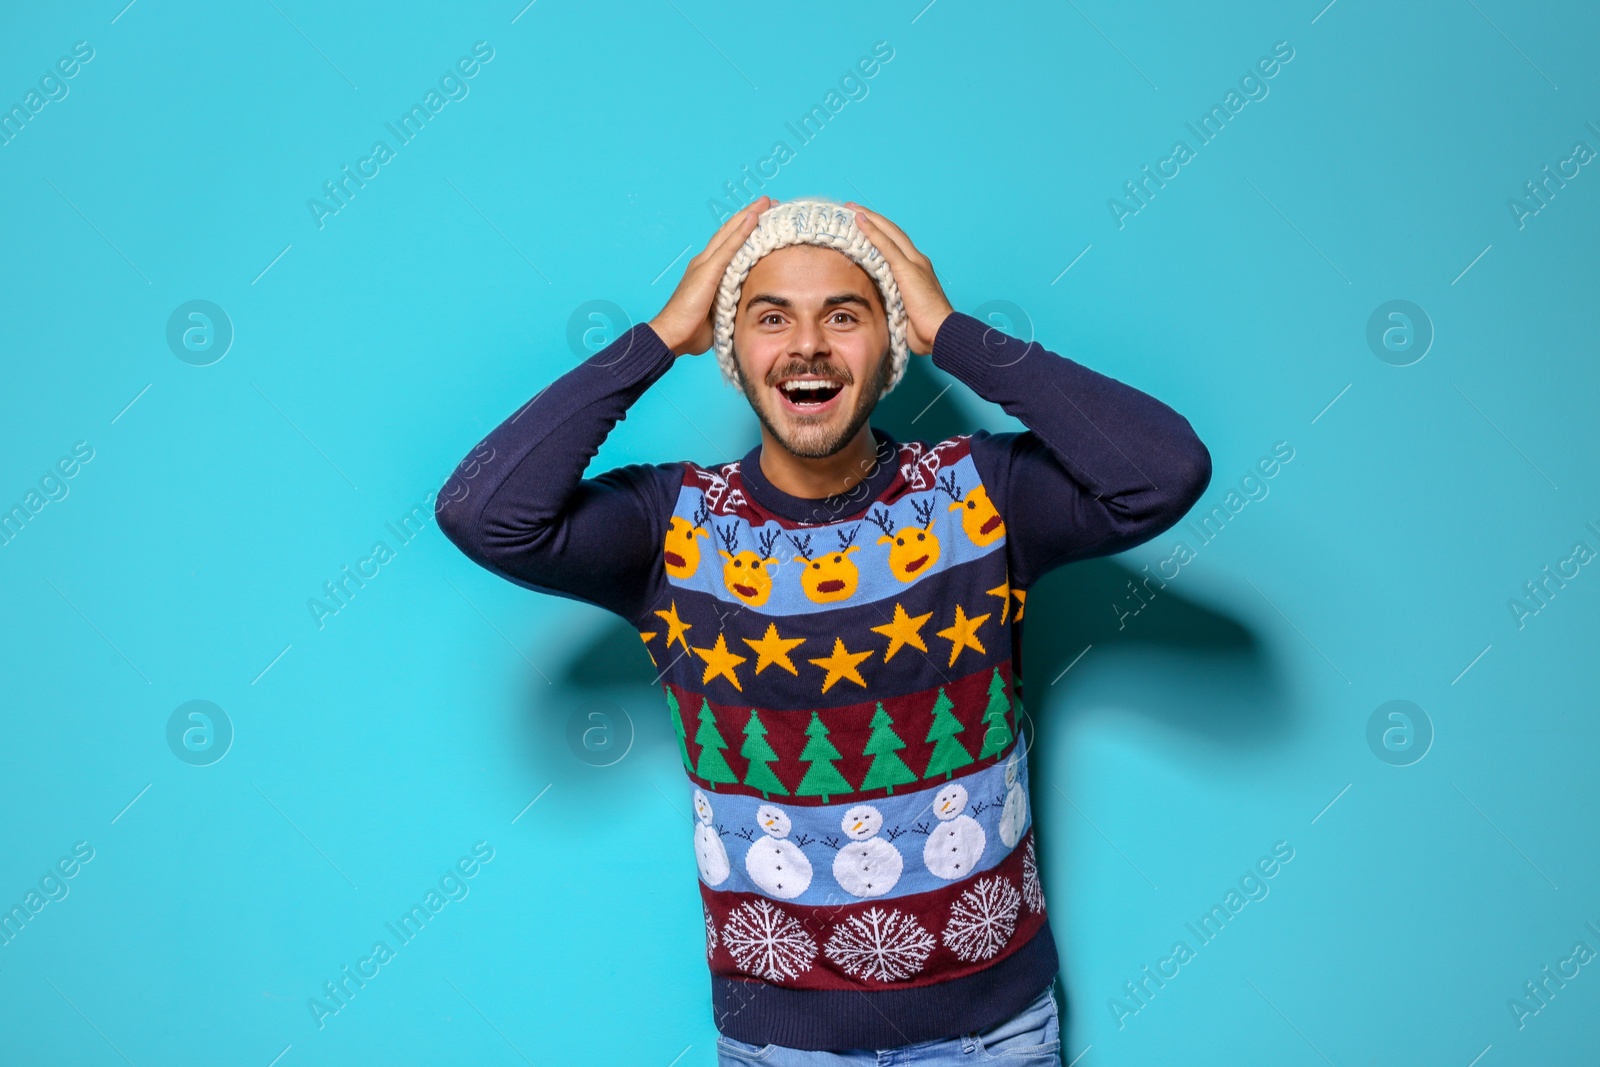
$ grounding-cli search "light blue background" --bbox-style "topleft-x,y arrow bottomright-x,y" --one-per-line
1,1 -> 1596,1065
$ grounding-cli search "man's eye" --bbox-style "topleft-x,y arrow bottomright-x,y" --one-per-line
830,312 -> 856,324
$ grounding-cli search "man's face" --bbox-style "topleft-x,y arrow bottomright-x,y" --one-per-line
731,244 -> 893,460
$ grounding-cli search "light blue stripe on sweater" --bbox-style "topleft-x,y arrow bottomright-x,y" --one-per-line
690,743 -> 1032,906
667,454 -> 1005,618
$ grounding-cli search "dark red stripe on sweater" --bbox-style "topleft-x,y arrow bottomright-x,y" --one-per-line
700,826 -> 1047,992
667,657 -> 1021,805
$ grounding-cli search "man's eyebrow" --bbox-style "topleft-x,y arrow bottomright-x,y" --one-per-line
744,293 -> 875,312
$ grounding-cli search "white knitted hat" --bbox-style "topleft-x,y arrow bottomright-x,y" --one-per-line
712,197 -> 909,395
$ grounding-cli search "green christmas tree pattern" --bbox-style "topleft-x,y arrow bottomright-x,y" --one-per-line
694,698 -> 738,788
665,687 -> 694,774
740,709 -> 790,799
977,667 -> 1014,761
859,702 -> 918,796
922,686 -> 975,780
666,677 -> 1016,797
795,711 -> 853,803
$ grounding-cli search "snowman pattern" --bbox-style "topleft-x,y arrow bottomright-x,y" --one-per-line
924,782 -> 986,880
833,804 -> 904,898
998,747 -> 1028,848
745,804 -> 813,899
693,788 -> 730,886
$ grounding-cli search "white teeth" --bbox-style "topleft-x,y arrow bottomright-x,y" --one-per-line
781,380 -> 840,392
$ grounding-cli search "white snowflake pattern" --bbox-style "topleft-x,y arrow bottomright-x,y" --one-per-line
705,904 -> 719,959
823,907 -> 936,983
901,437 -> 967,492
721,899 -> 818,982
1022,838 -> 1046,914
942,875 -> 1022,962
695,464 -> 748,514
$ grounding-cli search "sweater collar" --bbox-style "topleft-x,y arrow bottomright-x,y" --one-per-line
737,426 -> 902,525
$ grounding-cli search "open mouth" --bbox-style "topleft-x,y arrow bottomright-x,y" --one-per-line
980,514 -> 1001,535
664,551 -> 685,568
817,578 -> 845,593
903,554 -> 929,574
777,377 -> 845,411
734,583 -> 758,598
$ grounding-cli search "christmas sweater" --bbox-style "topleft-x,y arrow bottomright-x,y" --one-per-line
435,311 -> 1211,1051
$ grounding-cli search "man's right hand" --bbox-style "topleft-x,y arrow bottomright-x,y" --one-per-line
648,196 -> 774,357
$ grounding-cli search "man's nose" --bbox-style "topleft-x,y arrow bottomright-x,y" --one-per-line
791,317 -> 829,357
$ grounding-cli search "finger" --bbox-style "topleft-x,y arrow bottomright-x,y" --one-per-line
706,197 -> 765,248
848,203 -> 923,263
690,212 -> 762,295
698,207 -> 765,288
851,209 -> 915,271
696,197 -> 770,264
856,205 -> 917,255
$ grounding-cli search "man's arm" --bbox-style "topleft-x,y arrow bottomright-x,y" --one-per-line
435,197 -> 774,623
434,324 -> 681,624
930,311 -> 1212,589
841,201 -> 1210,590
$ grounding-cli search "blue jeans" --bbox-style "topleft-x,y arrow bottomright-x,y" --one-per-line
714,979 -> 1062,1066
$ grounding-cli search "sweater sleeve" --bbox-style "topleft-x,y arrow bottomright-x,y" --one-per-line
434,323 -> 684,625
930,311 -> 1212,590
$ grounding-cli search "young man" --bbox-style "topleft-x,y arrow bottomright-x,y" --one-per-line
436,197 -> 1212,1065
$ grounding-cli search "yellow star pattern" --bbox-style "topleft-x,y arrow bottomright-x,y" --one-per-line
870,603 -> 932,663
936,604 -> 990,668
1013,588 -> 1026,622
638,631 -> 658,667
692,632 -> 747,691
743,622 -> 806,675
808,637 -> 872,694
986,579 -> 1011,625
653,600 -> 692,653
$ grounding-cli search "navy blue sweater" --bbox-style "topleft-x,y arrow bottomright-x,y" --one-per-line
436,312 -> 1211,1051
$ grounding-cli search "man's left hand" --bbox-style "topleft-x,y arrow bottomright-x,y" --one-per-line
846,202 -> 953,356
